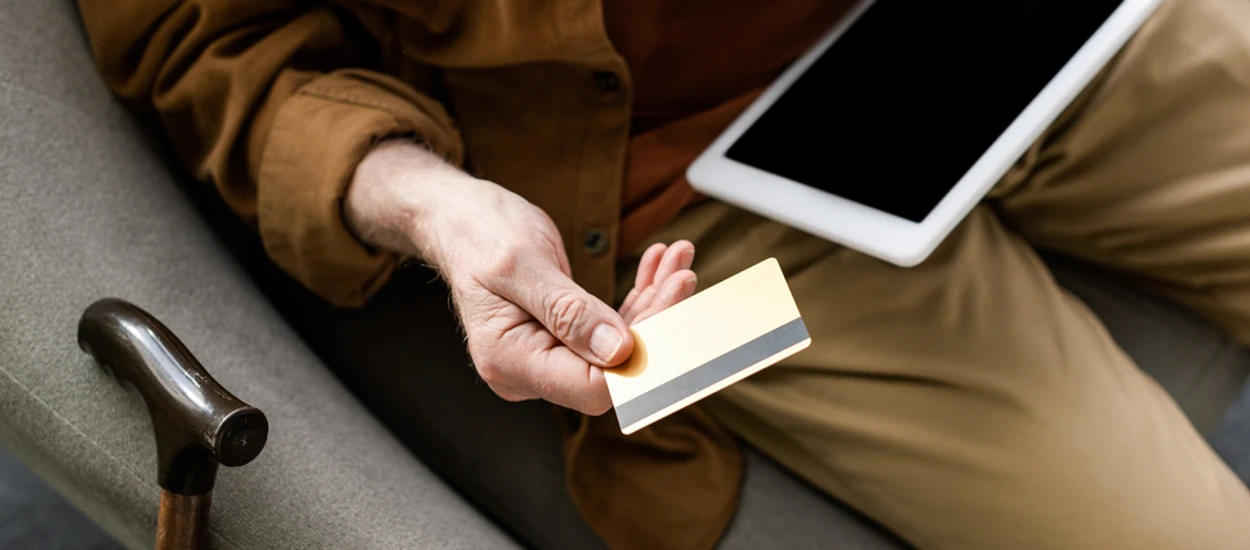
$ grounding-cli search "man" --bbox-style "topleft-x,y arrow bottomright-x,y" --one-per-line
80,1 -> 1250,549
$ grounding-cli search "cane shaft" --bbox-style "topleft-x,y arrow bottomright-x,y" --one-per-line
156,490 -> 212,550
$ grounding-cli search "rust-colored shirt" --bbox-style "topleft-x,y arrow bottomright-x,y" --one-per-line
606,0 -> 846,256
78,2 -> 850,548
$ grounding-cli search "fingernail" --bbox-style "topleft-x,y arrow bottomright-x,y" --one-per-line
680,249 -> 695,268
590,324 -> 624,363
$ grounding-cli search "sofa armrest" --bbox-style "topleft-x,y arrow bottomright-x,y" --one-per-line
0,2 -> 521,548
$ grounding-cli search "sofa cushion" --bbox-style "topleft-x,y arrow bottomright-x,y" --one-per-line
1214,383 -> 1250,484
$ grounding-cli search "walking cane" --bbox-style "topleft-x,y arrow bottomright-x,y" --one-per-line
78,298 -> 269,550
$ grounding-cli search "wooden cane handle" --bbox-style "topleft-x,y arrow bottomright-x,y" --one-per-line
79,298 -> 268,550
78,298 -> 268,495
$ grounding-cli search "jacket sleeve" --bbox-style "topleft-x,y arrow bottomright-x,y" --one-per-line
78,0 -> 464,306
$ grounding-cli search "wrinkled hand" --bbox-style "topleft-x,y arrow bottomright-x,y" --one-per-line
431,178 -> 628,414
345,140 -> 697,415
432,178 -> 699,415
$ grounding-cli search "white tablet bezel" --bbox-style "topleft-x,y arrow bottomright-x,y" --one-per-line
687,0 -> 1163,267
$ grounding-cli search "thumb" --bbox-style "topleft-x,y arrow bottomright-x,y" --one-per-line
503,266 -> 634,367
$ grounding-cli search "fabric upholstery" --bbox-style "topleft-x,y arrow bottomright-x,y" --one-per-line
0,449 -> 120,550
0,1 -> 518,549
1215,389 -> 1250,484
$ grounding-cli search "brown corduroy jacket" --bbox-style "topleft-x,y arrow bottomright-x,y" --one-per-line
77,2 -> 844,548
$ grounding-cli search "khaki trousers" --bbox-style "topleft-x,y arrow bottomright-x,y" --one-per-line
632,1 -> 1250,547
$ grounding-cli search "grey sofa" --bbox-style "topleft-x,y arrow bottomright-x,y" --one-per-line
2,1 -> 1248,549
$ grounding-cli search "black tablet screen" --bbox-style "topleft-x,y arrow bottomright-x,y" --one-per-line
725,1 -> 1124,223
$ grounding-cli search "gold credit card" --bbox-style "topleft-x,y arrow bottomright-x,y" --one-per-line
606,258 -> 811,435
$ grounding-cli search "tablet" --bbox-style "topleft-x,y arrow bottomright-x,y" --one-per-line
687,0 -> 1163,267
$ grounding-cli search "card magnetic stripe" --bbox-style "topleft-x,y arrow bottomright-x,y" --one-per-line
615,317 -> 810,430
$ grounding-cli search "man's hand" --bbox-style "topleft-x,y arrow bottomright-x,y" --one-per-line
427,175 -> 633,415
345,140 -> 696,415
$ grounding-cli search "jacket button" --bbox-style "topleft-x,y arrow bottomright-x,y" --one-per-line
593,71 -> 622,93
582,228 -> 610,257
